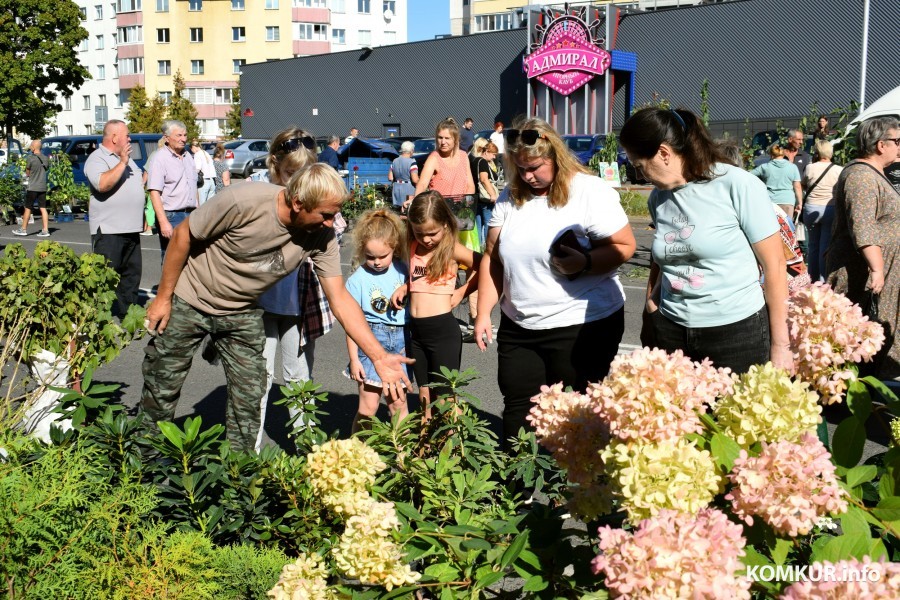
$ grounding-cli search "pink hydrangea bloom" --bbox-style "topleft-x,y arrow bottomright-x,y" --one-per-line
726,432 -> 848,537
780,557 -> 900,599
586,348 -> 733,443
527,383 -> 610,485
788,283 -> 885,404
592,508 -> 751,599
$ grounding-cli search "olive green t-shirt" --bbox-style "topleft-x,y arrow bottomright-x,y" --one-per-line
174,181 -> 341,315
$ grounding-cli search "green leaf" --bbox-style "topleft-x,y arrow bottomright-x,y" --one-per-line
831,416 -> 866,468
770,538 -> 793,565
522,574 -> 548,592
839,506 -> 871,538
870,538 -> 889,561
818,534 -> 871,562
394,501 -> 424,521
474,570 -> 504,590
871,496 -> 900,521
861,375 -> 900,406
157,421 -> 184,450
741,545 -> 772,567
845,465 -> 878,489
423,562 -> 460,583
500,532 -> 528,569
878,469 -> 898,500
461,538 -> 492,551
710,432 -> 741,472
846,378 -> 872,422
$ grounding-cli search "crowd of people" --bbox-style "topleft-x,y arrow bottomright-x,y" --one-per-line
58,105 -> 899,453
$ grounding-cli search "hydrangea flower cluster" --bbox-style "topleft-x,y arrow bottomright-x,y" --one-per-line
788,282 -> 885,404
527,383 -> 610,484
592,508 -> 751,599
714,362 -> 822,447
267,553 -> 334,600
332,501 -> 422,591
566,481 -> 614,522
587,347 -> 732,443
305,438 -> 387,517
892,417 -> 900,448
726,432 -> 848,537
780,557 -> 900,599
601,437 -> 722,523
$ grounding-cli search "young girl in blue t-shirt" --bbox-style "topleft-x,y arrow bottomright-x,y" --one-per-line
344,209 -> 411,432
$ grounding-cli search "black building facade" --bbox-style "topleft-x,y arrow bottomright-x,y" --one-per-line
241,0 -> 897,140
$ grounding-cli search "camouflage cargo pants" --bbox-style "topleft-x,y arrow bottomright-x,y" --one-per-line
141,296 -> 266,452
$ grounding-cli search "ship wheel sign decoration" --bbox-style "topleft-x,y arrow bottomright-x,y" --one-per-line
523,3 -> 612,96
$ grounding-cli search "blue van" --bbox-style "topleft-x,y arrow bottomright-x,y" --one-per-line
41,134 -> 163,186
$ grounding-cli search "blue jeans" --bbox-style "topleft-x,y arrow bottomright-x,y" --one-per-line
476,202 -> 494,247
158,209 -> 192,264
802,204 -> 834,283
652,306 -> 770,375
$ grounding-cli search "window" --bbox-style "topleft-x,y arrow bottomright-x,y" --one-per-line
330,0 -> 345,11
216,88 -> 233,104
95,4 -> 103,19
232,27 -> 246,42
53,126 -> 59,136
265,0 -> 279,8
115,93 -> 122,107
191,59 -> 204,75
188,0 -> 202,11
85,125 -> 93,134
96,65 -> 106,79
296,23 -> 326,41
358,29 -> 371,45
111,32 -> 117,46
96,35 -> 104,50
190,28 -> 203,43
266,26 -> 280,41
383,0 -> 394,15
385,31 -> 396,44
357,0 -> 369,13
119,57 -> 143,75
231,0 -> 244,8
64,97 -> 72,110
79,7 -> 87,19
113,63 -> 119,78
159,91 -> 172,105
66,125 -> 74,135
98,94 -> 107,107
186,88 -> 214,104
158,60 -> 171,75
232,59 -> 246,74
474,13 -> 515,33
332,28 -> 345,44
117,25 -> 142,44
156,0 -> 168,10
83,95 -> 91,109
79,39 -> 88,52
157,28 -> 169,43
116,0 -> 141,12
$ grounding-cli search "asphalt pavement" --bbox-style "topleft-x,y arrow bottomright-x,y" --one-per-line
0,212 -> 656,449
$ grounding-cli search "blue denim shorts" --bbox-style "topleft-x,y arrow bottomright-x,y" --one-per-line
343,322 -> 411,387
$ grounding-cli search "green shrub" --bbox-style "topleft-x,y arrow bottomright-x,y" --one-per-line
618,189 -> 649,216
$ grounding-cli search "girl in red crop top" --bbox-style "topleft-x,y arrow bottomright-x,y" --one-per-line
391,191 -> 481,418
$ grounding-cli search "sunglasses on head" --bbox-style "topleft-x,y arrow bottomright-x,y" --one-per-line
280,136 -> 316,153
505,129 -> 547,146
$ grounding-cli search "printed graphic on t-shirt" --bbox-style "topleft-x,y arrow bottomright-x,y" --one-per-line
370,287 -> 389,314
669,268 -> 705,292
663,213 -> 695,259
411,265 -> 427,282
245,249 -> 286,274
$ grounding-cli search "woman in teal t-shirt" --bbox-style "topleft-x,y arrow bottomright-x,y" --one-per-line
620,108 -> 792,375
751,144 -> 802,220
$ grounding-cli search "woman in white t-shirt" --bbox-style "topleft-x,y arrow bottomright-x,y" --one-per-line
474,118 -> 636,450
801,139 -> 842,282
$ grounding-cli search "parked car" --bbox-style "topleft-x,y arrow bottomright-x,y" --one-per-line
40,134 -> 163,187
412,138 -> 436,171
247,154 -> 268,178
474,129 -> 495,142
201,141 -> 218,155
750,130 -> 815,165
221,138 -> 269,178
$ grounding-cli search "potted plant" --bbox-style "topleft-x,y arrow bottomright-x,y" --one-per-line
47,152 -> 89,221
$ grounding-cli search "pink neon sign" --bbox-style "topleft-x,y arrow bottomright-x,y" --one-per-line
524,18 -> 611,96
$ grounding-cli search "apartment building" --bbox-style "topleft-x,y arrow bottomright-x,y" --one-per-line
53,0 -> 407,140
450,0 -> 724,36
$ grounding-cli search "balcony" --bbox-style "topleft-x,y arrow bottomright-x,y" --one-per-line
116,11 -> 142,26
119,74 -> 145,89
292,7 -> 329,23
293,40 -> 330,55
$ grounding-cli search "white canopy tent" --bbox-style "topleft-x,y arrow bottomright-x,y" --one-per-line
845,84 -> 900,136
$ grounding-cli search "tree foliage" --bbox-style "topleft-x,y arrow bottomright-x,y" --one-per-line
224,84 -> 241,139
167,70 -> 201,142
125,85 -> 166,134
0,0 -> 90,139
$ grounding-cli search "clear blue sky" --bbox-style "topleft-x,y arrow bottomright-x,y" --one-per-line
407,0 -> 450,42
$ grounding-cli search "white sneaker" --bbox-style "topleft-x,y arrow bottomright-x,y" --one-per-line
12,228 -> 27,236
36,230 -> 50,237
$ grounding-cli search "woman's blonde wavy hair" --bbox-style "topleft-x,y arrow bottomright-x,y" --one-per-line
504,117 -> 591,208
267,126 -> 317,185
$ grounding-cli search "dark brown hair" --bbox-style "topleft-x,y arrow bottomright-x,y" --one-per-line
619,108 -> 726,183
407,190 -> 458,281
